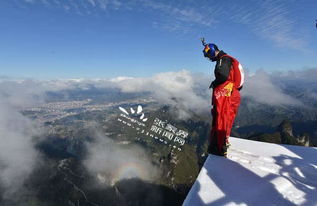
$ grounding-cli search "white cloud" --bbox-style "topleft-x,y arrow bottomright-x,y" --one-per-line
141,0 -> 308,50
286,68 -> 317,81
241,70 -> 303,106
87,0 -> 96,7
111,70 -> 211,119
83,131 -> 159,185
3,68 -> 313,117
19,0 -> 308,50
230,0 -> 307,51
139,1 -> 218,31
0,71 -> 212,120
0,100 -> 42,199
2,68 -> 315,122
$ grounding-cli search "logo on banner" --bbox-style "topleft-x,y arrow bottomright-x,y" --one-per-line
117,105 -> 188,151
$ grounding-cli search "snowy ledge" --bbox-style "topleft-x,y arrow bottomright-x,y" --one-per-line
183,137 -> 317,206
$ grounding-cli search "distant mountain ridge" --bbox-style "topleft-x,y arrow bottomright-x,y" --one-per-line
247,119 -> 311,146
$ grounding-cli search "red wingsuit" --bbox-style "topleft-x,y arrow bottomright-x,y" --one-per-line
208,51 -> 244,156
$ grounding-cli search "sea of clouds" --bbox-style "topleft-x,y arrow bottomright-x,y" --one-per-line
0,68 -> 316,199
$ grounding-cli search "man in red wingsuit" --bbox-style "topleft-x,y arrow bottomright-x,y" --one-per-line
203,43 -> 244,157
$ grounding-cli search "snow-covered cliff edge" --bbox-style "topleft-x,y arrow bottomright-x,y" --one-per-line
183,137 -> 317,206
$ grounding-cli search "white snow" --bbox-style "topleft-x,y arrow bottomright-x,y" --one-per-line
183,137 -> 317,206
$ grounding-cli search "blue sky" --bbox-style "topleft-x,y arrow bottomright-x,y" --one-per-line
0,0 -> 316,79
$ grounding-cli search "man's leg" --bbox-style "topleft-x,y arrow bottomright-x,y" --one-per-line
225,89 -> 241,145
212,95 -> 229,156
208,106 -> 221,155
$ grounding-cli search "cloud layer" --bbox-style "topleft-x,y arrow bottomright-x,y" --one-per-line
0,80 -> 46,199
111,70 -> 211,119
2,68 -> 315,112
83,131 -> 159,185
0,101 -> 41,198
241,70 -> 303,106
0,68 -> 316,198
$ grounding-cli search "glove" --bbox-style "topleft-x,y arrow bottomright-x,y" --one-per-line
209,81 -> 214,89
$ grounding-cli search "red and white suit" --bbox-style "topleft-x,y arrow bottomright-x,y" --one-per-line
208,51 -> 244,156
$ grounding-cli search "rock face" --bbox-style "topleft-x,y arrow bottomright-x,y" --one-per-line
278,120 -> 310,146
249,120 -> 311,147
297,134 -> 310,147
278,120 -> 297,145
279,120 -> 293,137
